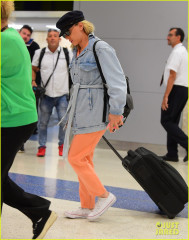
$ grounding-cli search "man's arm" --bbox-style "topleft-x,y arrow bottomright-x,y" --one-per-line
31,49 -> 41,87
161,70 -> 176,111
32,66 -> 38,87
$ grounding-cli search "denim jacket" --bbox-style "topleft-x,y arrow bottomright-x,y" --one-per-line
70,34 -> 127,135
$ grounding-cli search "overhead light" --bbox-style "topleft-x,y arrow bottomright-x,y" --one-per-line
46,25 -> 59,30
9,24 -> 26,30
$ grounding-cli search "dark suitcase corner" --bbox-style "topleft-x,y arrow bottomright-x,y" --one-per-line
124,147 -> 188,219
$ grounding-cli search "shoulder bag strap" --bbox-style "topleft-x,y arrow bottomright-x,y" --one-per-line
63,47 -> 72,91
93,40 -> 106,85
93,40 -> 109,122
38,47 -> 46,70
125,76 -> 130,94
43,49 -> 61,88
63,47 -> 70,66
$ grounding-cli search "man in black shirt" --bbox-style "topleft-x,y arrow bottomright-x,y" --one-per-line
19,25 -> 40,61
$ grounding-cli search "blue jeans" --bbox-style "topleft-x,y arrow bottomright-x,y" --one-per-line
38,95 -> 68,147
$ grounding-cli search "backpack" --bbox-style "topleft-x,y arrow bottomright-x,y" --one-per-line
38,47 -> 72,90
93,40 -> 134,123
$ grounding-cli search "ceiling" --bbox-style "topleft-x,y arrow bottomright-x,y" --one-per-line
9,11 -> 68,31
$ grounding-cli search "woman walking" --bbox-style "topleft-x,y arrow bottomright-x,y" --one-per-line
56,10 -> 127,221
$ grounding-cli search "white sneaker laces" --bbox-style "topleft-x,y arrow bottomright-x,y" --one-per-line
91,197 -> 105,212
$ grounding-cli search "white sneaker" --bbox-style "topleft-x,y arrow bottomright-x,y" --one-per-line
64,207 -> 91,219
87,192 -> 116,221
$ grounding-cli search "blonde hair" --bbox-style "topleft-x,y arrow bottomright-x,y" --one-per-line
70,20 -> 95,49
1,1 -> 15,20
82,20 -> 95,35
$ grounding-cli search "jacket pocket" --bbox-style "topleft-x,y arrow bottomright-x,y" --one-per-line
74,88 -> 104,129
79,62 -> 99,84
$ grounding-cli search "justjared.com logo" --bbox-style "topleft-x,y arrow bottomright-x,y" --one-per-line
156,222 -> 179,235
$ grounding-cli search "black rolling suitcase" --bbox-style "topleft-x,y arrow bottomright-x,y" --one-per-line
102,136 -> 188,219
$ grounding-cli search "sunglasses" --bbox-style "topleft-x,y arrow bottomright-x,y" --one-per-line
63,24 -> 77,38
63,30 -> 71,38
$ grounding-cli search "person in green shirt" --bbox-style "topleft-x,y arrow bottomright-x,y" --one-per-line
1,2 -> 57,239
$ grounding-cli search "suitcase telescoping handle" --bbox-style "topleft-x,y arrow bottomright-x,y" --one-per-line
102,135 -> 131,168
102,136 -> 131,169
102,136 -> 124,161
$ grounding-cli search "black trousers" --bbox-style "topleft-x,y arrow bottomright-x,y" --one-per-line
161,85 -> 188,157
1,122 -> 50,222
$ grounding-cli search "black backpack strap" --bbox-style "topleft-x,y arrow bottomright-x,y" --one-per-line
63,47 -> 72,91
125,76 -> 130,94
63,47 -> 69,66
38,47 -> 46,69
93,40 -> 109,122
93,41 -> 106,85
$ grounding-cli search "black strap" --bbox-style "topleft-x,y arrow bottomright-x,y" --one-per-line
125,76 -> 130,94
93,40 -> 109,122
160,74 -> 164,86
41,49 -> 61,88
45,49 -> 61,88
63,47 -> 70,66
63,47 -> 72,90
1,25 -> 8,32
38,47 -> 46,70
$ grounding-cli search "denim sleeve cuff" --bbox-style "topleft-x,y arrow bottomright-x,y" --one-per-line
109,108 -> 124,115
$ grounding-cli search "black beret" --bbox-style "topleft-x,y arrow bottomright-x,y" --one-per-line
56,10 -> 85,37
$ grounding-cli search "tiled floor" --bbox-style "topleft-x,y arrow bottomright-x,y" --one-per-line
1,125 -> 188,239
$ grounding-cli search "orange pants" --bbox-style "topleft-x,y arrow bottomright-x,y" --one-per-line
68,129 -> 106,209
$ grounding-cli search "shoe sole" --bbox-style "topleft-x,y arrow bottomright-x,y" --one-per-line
87,195 -> 117,221
64,212 -> 88,219
36,211 -> 57,239
161,155 -> 179,162
164,159 -> 179,162
37,155 -> 45,157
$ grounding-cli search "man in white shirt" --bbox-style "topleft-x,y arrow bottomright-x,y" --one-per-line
161,28 -> 188,162
32,29 -> 72,157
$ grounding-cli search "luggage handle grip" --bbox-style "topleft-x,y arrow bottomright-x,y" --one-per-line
127,150 -> 137,158
122,150 -> 139,170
